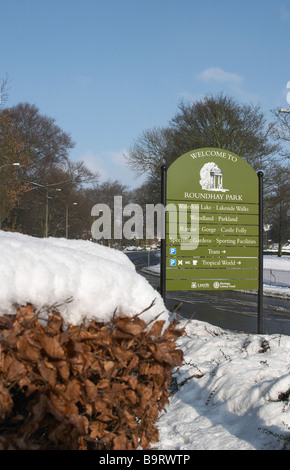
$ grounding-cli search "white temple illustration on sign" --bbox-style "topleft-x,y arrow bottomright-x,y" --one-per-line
199,162 -> 229,192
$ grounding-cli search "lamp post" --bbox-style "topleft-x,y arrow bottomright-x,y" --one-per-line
45,188 -> 62,238
0,162 -> 21,230
66,202 -> 78,239
28,182 -> 62,237
279,108 -> 290,114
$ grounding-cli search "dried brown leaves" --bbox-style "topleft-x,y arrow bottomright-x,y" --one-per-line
0,304 -> 183,450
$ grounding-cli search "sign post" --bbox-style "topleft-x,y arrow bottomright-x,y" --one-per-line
161,147 -> 264,333
258,170 -> 264,334
160,164 -> 167,302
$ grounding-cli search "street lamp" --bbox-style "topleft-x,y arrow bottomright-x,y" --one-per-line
279,108 -> 290,114
66,202 -> 78,239
45,188 -> 62,238
0,162 -> 21,170
28,182 -> 62,237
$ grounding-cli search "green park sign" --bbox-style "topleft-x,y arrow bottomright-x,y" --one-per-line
163,148 -> 261,292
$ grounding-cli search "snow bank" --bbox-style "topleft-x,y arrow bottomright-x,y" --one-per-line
264,255 -> 290,271
157,319 -> 290,450
0,231 -> 167,325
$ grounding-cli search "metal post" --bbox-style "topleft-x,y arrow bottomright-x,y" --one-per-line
66,205 -> 69,239
45,190 -> 49,237
160,165 -> 167,301
257,170 -> 264,334
66,202 -> 77,239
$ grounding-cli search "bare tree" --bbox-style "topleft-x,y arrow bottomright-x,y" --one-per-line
0,102 -> 99,235
0,75 -> 10,111
271,108 -> 290,160
5,102 -> 75,183
0,109 -> 31,228
126,94 -> 279,187
264,162 -> 290,256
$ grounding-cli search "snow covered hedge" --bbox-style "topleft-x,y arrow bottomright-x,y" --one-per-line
0,231 -> 168,326
0,232 -> 183,450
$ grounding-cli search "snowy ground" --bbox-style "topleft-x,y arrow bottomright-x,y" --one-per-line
264,254 -> 290,271
263,255 -> 290,299
0,231 -> 289,450
156,319 -> 290,450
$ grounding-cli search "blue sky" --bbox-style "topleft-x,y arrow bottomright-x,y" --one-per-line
1,0 -> 290,187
